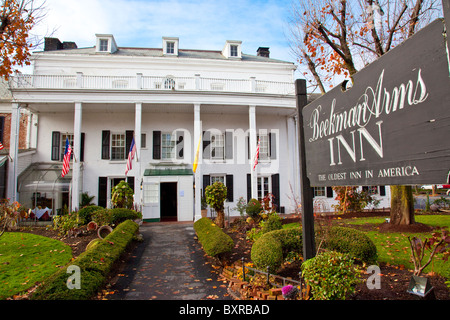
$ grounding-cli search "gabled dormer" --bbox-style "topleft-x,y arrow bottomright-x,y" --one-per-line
162,37 -> 179,56
222,40 -> 242,59
95,34 -> 118,54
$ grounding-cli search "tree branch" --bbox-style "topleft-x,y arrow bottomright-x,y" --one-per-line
385,2 -> 408,52
408,0 -> 424,38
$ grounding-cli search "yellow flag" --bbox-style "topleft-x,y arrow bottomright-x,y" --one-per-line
193,135 -> 202,173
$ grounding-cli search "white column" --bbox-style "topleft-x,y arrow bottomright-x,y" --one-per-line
7,103 -> 20,202
72,102 -> 82,211
134,102 -> 142,207
249,105 -> 258,199
194,103 -> 202,221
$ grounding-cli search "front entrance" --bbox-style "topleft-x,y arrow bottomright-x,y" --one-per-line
160,182 -> 177,221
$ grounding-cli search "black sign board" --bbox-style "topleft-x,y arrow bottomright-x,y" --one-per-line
302,19 -> 450,187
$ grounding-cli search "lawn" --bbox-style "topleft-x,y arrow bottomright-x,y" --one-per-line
0,232 -> 73,299
283,214 -> 450,279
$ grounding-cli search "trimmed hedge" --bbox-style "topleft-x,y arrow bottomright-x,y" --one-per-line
251,228 -> 303,273
324,226 -> 378,264
194,217 -> 233,257
251,226 -> 377,272
31,220 -> 139,300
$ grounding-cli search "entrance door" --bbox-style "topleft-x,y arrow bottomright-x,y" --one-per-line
160,182 -> 177,221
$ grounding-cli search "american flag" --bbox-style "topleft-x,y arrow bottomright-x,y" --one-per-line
253,137 -> 260,171
125,137 -> 136,175
0,141 -> 3,150
61,138 -> 72,177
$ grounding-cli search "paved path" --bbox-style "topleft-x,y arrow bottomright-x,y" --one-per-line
107,222 -> 231,300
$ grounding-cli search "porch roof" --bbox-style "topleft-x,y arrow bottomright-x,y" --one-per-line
144,168 -> 193,176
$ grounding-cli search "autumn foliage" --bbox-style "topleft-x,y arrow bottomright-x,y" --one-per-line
0,0 -> 37,80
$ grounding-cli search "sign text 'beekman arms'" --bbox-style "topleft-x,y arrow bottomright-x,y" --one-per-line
302,19 -> 450,187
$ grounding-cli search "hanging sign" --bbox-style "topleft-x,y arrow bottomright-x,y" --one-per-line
302,19 -> 450,187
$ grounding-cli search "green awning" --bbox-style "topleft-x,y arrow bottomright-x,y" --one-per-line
144,168 -> 193,176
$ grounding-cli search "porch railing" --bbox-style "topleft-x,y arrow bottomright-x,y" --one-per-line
9,73 -> 295,95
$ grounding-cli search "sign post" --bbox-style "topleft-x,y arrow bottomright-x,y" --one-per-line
296,79 -> 315,260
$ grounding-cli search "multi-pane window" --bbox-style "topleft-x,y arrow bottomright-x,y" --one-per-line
166,42 -> 175,54
258,134 -> 269,160
161,133 -> 175,160
257,176 -> 270,201
211,175 -> 225,185
211,134 -> 224,159
99,39 -> 108,52
313,187 -> 326,197
60,133 -> 74,160
230,45 -> 238,57
143,184 -> 159,203
111,133 -> 125,160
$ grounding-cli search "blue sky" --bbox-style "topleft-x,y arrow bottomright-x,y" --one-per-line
34,0 -> 297,65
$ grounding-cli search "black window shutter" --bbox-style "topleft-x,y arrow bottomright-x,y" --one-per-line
176,131 -> 184,159
101,130 -> 110,160
247,174 -> 252,202
326,187 -> 334,198
127,176 -> 135,193
202,175 -> 210,197
98,177 -> 107,207
269,132 -> 277,159
80,132 -> 85,162
271,174 -> 280,212
153,131 -> 161,160
126,130 -> 134,155
362,186 -> 369,193
226,175 -> 233,202
225,131 -> 233,160
202,131 -> 210,159
379,186 -> 386,196
51,131 -> 60,161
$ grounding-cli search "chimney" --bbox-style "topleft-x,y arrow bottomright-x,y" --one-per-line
44,38 -> 78,51
257,47 -> 270,58
44,38 -> 62,51
62,41 -> 77,50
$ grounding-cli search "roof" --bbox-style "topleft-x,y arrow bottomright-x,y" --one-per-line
35,46 -> 294,65
144,168 -> 193,176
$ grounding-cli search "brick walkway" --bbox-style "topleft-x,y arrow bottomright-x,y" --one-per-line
106,222 -> 231,300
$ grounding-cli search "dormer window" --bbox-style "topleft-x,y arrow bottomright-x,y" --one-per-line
230,45 -> 238,57
99,39 -> 109,52
163,37 -> 179,56
95,34 -> 118,53
222,40 -> 242,59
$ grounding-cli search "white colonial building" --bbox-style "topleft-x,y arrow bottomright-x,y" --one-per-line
7,34 -> 302,222
6,34 -> 391,222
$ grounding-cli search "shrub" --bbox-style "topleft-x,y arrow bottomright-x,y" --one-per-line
91,208 -> 113,226
301,251 -> 361,300
53,213 -> 82,236
111,180 -> 134,209
246,198 -> 262,219
194,217 -> 233,257
325,226 -> 378,264
110,208 -> 142,224
261,213 -> 282,234
77,205 -> 103,224
32,220 -> 139,300
251,228 -> 303,272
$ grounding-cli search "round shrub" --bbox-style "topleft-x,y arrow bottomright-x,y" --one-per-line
246,198 -> 262,219
77,205 -> 103,224
301,251 -> 361,300
110,208 -> 142,224
261,213 -> 282,234
251,228 -> 303,272
325,226 -> 378,264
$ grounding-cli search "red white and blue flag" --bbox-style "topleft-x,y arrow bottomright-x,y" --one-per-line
61,138 -> 72,177
125,137 -> 136,175
0,141 -> 4,150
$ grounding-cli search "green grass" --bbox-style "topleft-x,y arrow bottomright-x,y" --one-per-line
282,215 -> 450,279
0,232 -> 72,299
